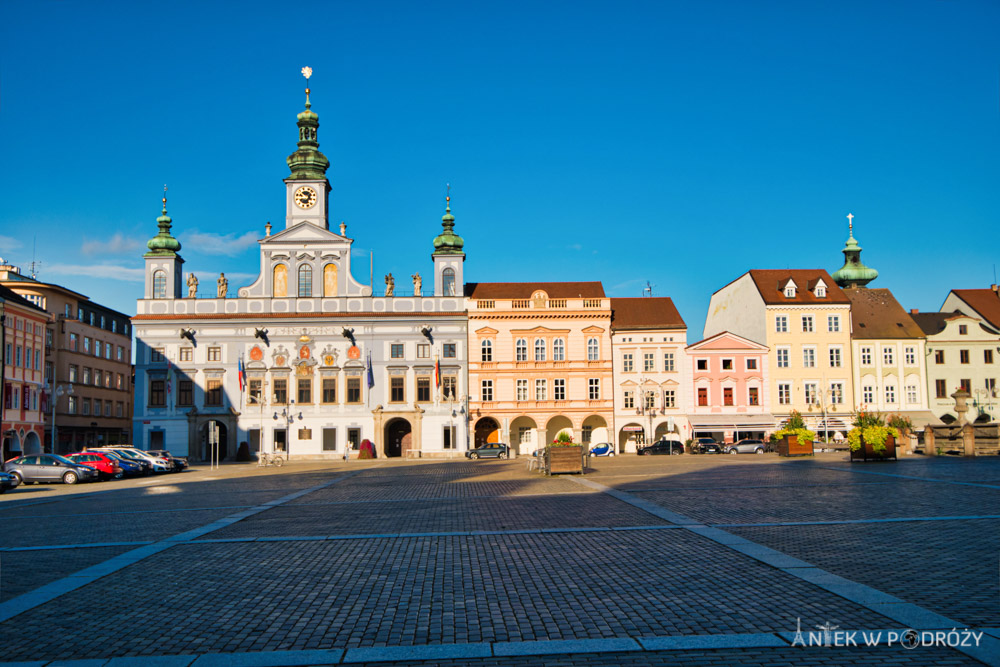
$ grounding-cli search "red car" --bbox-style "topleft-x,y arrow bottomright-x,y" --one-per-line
66,452 -> 122,480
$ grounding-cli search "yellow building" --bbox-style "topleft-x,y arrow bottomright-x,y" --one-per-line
466,282 -> 613,455
705,269 -> 855,431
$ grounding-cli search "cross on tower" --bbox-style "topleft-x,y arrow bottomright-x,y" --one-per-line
847,212 -> 854,233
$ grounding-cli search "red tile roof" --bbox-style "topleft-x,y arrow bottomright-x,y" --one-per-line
464,282 -> 606,299
610,297 -> 685,330
748,269 -> 850,305
951,288 -> 1000,330
843,287 -> 924,339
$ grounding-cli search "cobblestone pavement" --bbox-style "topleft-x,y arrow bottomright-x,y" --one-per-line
0,454 -> 997,666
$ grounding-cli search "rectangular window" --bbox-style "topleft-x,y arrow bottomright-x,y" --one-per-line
443,343 -> 457,358
535,379 -> 547,401
588,378 -> 600,400
778,383 -> 791,405
696,358 -> 708,371
723,387 -> 734,406
959,324 -> 968,335
417,344 -> 430,359
83,337 -> 91,354
391,377 -> 405,403
117,346 -> 124,362
390,343 -> 404,359
861,347 -> 872,366
828,315 -> 840,332
804,383 -> 817,405
104,372 -> 112,389
746,358 -> 758,370
986,378 -> 996,393
347,428 -> 361,450
935,379 -> 947,398
442,375 -> 457,400
777,348 -> 789,368
697,387 -> 708,406
443,425 -> 454,450
960,378 -> 971,393
883,347 -> 895,366
515,339 -> 528,362
68,396 -> 77,414
803,348 -> 816,368
623,353 -> 633,372
904,347 -> 916,366
116,373 -> 124,390
105,342 -> 112,359
116,402 -> 123,418
68,365 -> 78,382
176,380 -> 193,406
15,346 -> 21,367
206,379 -> 223,406
248,379 -> 262,404
273,378 -> 288,404
663,388 -> 675,408
587,338 -> 599,361
180,347 -> 193,362
516,379 -> 528,401
960,350 -> 970,364
986,349 -> 995,364
553,378 -> 565,400
208,347 -> 222,362
624,390 -> 634,409
643,353 -> 654,372
69,333 -> 78,351
481,340 -> 493,362
150,379 -> 166,407
416,377 -> 430,402
830,382 -> 844,404
347,377 -> 362,403
663,353 -> 675,372
297,378 -> 312,404
81,398 -> 90,415
644,390 -> 655,410
935,349 -> 944,364
582,425 -> 593,444
323,428 -> 337,451
829,347 -> 842,368
748,387 -> 759,406
150,347 -> 164,363
775,315 -> 788,333
321,377 -> 337,403
863,385 -> 874,404
82,367 -> 91,385
885,385 -> 896,403
906,384 -> 918,404
93,370 -> 102,387
801,315 -> 814,333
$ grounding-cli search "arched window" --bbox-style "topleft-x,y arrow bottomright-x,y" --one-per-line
534,338 -> 546,361
298,264 -> 313,297
587,337 -> 599,361
442,268 -> 456,296
323,263 -> 338,297
481,339 -> 493,362
152,270 -> 166,299
273,264 -> 288,297
515,338 -> 528,362
552,338 -> 565,361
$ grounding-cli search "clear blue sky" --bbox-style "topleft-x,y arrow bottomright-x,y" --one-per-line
1,0 -> 998,338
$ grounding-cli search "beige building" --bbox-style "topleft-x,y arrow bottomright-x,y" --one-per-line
610,297 -> 689,453
466,282 -> 613,455
0,263 -> 133,452
704,269 -> 855,430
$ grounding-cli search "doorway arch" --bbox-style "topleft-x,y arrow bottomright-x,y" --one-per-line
22,430 -> 42,456
384,418 -> 412,458
474,417 -> 500,447
200,420 -> 229,461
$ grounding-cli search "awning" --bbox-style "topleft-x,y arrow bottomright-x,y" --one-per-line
688,414 -> 776,429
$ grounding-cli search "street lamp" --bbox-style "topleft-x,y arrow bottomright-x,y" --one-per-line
45,381 -> 74,454
450,401 -> 466,452
273,399 -> 302,460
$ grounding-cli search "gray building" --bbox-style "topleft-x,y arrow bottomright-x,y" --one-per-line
133,80 -> 468,461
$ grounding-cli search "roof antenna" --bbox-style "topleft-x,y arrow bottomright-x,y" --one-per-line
29,235 -> 41,279
643,281 -> 654,297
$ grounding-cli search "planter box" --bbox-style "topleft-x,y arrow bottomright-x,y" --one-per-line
777,435 -> 814,457
546,445 -> 585,475
850,435 -> 897,461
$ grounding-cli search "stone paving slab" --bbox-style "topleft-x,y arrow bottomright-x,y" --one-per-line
631,479 -> 1000,524
0,545 -> 138,602
207,494 -> 668,539
818,458 -> 1000,484
0,531 -> 896,662
288,479 -> 589,504
730,518 -> 1000,629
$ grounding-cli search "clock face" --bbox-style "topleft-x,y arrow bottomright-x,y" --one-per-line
294,186 -> 318,209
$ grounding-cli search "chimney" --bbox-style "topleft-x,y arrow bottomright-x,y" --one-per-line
910,309 -> 919,315
992,284 -> 998,295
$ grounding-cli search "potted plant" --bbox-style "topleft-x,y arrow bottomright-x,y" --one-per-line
848,409 -> 900,461
545,431 -> 585,475
772,410 -> 816,456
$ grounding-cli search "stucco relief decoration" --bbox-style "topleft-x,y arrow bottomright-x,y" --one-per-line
299,345 -> 310,360
319,346 -> 340,367
272,346 -> 290,367
249,345 -> 264,362
347,345 -> 361,360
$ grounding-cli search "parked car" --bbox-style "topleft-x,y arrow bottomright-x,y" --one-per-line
147,450 -> 188,471
95,447 -> 170,472
725,439 -> 768,455
638,439 -> 685,455
692,437 -> 723,454
465,443 -> 510,460
589,443 -> 616,457
66,452 -> 122,480
98,450 -> 148,476
3,454 -> 99,485
0,470 -> 19,493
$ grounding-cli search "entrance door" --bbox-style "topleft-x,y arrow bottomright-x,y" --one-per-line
385,419 -> 411,458
273,429 -> 287,453
475,418 -> 500,447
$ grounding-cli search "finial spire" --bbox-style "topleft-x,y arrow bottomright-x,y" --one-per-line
445,183 -> 451,212
847,212 -> 854,236
162,184 -> 168,213
301,66 -> 313,109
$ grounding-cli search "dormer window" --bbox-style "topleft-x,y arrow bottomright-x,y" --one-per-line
815,284 -> 826,298
784,285 -> 796,298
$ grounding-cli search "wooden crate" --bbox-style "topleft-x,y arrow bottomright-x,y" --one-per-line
546,446 -> 584,474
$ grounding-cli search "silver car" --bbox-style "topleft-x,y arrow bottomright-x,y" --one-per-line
724,439 -> 768,455
3,454 -> 99,485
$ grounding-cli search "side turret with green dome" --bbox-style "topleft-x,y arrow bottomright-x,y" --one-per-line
432,194 -> 465,257
144,194 -> 182,257
832,213 -> 878,288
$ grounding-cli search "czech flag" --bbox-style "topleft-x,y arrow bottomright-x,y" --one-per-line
238,355 -> 247,392
434,354 -> 441,388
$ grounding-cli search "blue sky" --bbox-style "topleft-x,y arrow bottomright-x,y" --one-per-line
1,0 -> 997,338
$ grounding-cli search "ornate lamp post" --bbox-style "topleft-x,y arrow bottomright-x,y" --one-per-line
273,399 -> 302,461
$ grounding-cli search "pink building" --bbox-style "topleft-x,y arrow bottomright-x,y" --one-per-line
686,331 -> 773,443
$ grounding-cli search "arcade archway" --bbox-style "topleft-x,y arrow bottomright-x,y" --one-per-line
384,418 -> 412,458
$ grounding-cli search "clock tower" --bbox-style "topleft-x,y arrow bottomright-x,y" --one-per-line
285,67 -> 330,231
